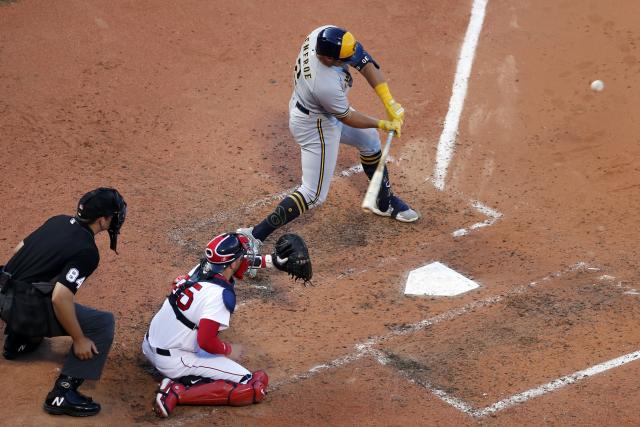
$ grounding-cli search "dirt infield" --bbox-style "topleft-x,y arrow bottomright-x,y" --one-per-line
1,0 -> 639,425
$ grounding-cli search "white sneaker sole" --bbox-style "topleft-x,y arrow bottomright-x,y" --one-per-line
370,206 -> 420,223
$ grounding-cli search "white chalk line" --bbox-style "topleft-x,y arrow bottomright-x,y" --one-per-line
452,200 -> 503,237
432,0 -> 489,191
474,350 -> 640,417
270,262 -> 592,392
370,348 -> 477,414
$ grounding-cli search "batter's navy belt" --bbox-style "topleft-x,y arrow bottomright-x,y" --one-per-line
295,101 -> 311,115
145,332 -> 171,356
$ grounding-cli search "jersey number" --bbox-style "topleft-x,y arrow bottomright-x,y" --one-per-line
176,283 -> 202,311
66,268 -> 79,282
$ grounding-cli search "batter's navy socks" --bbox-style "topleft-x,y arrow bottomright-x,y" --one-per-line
43,375 -> 101,417
252,190 -> 307,242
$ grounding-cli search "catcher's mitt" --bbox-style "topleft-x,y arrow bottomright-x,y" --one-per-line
273,233 -> 312,284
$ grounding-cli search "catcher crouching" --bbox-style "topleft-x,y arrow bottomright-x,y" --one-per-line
142,232 -> 311,417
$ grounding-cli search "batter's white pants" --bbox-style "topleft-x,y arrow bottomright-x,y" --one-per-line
142,336 -> 251,383
289,106 -> 381,208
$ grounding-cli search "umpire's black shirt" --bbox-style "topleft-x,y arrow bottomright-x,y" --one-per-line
5,215 -> 99,294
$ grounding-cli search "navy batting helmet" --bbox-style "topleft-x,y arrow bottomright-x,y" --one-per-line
315,26 -> 357,60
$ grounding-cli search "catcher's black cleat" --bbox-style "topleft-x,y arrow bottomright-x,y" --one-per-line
43,375 -> 101,417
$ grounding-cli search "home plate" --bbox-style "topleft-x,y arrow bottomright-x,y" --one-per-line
405,262 -> 479,296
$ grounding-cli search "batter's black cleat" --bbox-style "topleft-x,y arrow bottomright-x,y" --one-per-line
43,375 -> 101,417
3,333 -> 43,360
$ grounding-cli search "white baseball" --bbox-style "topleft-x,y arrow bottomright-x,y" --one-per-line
590,80 -> 604,92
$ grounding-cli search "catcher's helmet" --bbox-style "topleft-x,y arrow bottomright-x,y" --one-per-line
315,26 -> 357,60
203,233 -> 252,279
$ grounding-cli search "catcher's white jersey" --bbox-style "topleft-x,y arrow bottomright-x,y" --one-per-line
143,268 -> 251,382
291,25 -> 352,118
146,270 -> 231,353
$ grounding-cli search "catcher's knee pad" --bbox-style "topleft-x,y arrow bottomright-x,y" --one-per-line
250,370 -> 269,387
229,379 -> 267,406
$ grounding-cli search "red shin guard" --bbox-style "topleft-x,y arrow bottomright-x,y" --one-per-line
175,371 -> 269,407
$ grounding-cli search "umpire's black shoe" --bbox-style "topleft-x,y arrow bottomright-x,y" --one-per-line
43,388 -> 101,417
43,375 -> 101,417
3,333 -> 43,360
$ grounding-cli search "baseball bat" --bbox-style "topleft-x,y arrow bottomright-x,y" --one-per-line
361,130 -> 394,212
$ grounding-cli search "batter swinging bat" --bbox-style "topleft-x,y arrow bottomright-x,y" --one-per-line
362,131 -> 395,212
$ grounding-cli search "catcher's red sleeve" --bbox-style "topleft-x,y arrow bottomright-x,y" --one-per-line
197,319 -> 232,355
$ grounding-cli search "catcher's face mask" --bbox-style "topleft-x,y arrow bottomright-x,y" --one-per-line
233,235 -> 253,280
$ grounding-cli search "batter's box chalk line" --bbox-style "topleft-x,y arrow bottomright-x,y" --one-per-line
271,262 -> 640,417
452,200 -> 503,238
432,0 -> 489,191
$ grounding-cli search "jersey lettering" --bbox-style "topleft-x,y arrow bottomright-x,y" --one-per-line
65,268 -> 79,283
176,282 -> 203,311
294,38 -> 312,84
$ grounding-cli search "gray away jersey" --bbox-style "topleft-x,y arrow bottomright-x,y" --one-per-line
291,25 -> 353,119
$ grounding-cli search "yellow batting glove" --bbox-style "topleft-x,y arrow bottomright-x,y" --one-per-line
375,82 -> 405,122
386,99 -> 405,122
377,119 -> 402,137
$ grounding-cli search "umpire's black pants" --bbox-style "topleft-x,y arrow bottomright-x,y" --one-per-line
59,304 -> 115,380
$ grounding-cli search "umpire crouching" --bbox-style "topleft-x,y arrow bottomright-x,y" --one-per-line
0,188 -> 126,417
